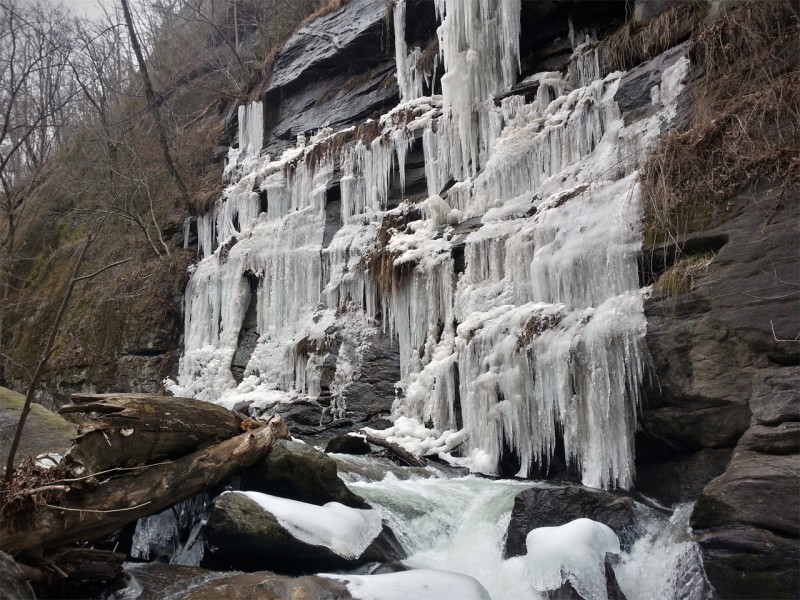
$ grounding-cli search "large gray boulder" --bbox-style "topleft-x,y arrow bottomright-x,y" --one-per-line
202,492 -> 404,574
0,386 -> 77,468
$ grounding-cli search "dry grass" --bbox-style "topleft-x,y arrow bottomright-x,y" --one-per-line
599,0 -> 707,72
642,0 -> 800,247
300,0 -> 347,27
654,252 -> 715,296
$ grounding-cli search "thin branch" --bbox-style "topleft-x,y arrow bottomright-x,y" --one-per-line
73,257 -> 132,282
43,501 -> 152,514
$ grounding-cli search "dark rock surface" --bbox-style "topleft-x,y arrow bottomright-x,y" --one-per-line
240,439 -> 368,508
641,182 -> 799,596
504,486 -> 642,558
203,492 -> 404,574
123,562 -> 352,600
339,328 -> 400,422
634,448 -> 732,505
325,434 -> 371,455
640,184 -> 798,467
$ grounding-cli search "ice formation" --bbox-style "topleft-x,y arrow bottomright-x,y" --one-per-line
324,569 -> 491,600
234,491 -> 383,559
526,518 -> 621,600
170,1 -> 690,489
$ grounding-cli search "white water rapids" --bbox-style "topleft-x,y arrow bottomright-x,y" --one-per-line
333,455 -> 711,600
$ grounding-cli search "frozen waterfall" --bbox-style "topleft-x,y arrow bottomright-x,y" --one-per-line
169,1 -> 690,490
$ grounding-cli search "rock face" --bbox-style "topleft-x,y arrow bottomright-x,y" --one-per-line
640,182 -> 800,597
0,386 -> 77,467
240,439 -> 368,508
504,486 -> 641,558
203,492 -> 404,574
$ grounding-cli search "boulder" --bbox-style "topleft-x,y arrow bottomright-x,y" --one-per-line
123,563 -> 353,600
504,486 -> 641,558
0,386 -> 77,467
691,449 -> 798,538
240,439 -> 368,508
325,434 -> 371,455
202,492 -> 404,574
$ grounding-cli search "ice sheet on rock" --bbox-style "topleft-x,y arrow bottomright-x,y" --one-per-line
324,569 -> 491,600
526,518 -> 621,600
234,491 -> 383,559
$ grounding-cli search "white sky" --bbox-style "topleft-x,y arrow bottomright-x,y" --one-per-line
19,0 -> 111,20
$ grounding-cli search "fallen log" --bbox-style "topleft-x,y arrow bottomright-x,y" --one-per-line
60,394 -> 245,474
0,416 -> 289,555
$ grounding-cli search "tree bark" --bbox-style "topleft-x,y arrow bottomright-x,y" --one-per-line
0,416 -> 290,555
60,393 -> 247,474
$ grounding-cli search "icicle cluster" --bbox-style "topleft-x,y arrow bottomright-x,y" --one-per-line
171,1 -> 690,489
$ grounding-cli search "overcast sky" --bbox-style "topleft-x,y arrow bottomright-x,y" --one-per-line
20,0 -> 111,20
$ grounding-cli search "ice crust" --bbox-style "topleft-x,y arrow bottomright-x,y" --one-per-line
171,1 -> 689,489
527,518 -> 621,600
324,569 -> 491,600
233,491 -> 383,559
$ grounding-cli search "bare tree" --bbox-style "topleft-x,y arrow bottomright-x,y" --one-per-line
120,0 -> 188,197
0,0 -> 78,373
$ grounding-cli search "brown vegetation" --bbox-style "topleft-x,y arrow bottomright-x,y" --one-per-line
641,0 -> 800,247
599,0 -> 707,73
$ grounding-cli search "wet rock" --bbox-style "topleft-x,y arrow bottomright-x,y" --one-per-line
0,551 -> 35,600
123,562 -> 353,600
339,329 -> 400,423
325,434 -> 371,455
240,439 -> 368,508
203,492 -> 404,574
504,486 -> 641,558
0,386 -> 77,467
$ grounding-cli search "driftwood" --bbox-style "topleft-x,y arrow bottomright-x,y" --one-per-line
364,434 -> 426,468
60,394 -> 245,474
0,416 -> 289,554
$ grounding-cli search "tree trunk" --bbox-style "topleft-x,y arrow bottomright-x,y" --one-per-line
61,393 -> 246,474
0,416 -> 289,554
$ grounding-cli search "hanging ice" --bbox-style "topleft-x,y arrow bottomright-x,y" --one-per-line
170,0 -> 689,491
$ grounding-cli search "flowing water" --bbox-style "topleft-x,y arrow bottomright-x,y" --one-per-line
333,455 -> 712,600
